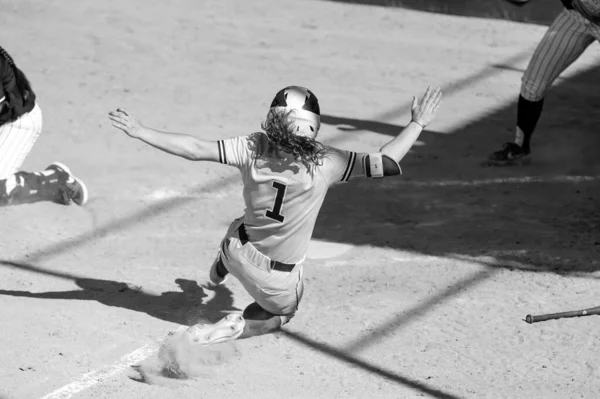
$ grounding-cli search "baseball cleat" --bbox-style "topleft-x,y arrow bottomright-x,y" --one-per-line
45,162 -> 89,206
185,314 -> 245,345
209,257 -> 229,285
486,142 -> 531,166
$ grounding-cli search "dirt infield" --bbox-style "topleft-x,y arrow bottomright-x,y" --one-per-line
1,0 -> 599,398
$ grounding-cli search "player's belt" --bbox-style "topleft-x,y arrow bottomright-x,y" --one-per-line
237,223 -> 296,273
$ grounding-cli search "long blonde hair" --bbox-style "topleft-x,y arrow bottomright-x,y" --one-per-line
261,109 -> 328,169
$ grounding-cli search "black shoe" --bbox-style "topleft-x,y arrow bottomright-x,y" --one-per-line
487,143 -> 530,165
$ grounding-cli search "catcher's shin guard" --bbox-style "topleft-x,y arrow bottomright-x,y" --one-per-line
0,168 -> 68,206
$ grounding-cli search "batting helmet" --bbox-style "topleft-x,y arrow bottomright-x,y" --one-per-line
269,86 -> 321,138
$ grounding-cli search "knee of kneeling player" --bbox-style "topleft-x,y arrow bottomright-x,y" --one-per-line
520,79 -> 546,102
243,302 -> 296,327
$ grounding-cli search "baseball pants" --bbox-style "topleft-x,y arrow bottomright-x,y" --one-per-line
214,217 -> 305,319
0,103 -> 42,180
521,8 -> 600,101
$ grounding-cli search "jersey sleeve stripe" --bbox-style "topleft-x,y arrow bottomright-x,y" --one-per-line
217,140 -> 226,164
222,140 -> 228,164
341,151 -> 356,182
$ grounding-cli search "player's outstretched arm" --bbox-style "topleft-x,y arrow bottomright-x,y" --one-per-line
108,108 -> 219,162
380,86 -> 442,163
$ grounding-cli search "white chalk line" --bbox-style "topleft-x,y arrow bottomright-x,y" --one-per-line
145,175 -> 599,200
402,175 -> 598,187
40,326 -> 187,399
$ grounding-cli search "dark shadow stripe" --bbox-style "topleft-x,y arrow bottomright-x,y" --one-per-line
342,269 -> 496,353
282,330 -> 464,399
0,259 -> 83,281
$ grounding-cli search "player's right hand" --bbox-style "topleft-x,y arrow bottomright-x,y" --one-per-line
411,86 -> 442,128
108,108 -> 144,138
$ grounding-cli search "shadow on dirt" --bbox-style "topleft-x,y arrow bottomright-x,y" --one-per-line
0,260 -> 238,325
315,63 -> 600,274
282,329 -> 462,399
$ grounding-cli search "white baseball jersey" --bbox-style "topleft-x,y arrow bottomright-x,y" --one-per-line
218,132 -> 356,264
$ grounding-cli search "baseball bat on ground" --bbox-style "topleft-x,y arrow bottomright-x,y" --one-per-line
525,306 -> 600,324
503,0 -> 531,6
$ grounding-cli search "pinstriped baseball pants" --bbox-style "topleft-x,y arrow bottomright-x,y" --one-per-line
0,103 -> 42,180
521,9 -> 600,101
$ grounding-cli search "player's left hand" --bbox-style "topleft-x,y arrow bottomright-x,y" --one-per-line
108,108 -> 144,138
411,86 -> 442,128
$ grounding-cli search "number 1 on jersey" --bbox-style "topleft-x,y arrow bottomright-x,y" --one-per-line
265,181 -> 287,223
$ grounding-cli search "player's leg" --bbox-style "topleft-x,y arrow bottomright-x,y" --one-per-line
239,302 -> 284,338
488,9 -> 595,164
185,313 -> 246,345
209,243 -> 230,285
186,302 -> 293,345
185,302 -> 291,344
0,162 -> 88,207
1,169 -> 64,206
227,248 -> 304,339
0,104 -> 43,179
0,105 -> 88,207
208,262 -> 303,341
192,221 -> 304,343
187,302 -> 297,345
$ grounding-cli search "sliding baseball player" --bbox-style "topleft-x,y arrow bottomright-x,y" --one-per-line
109,85 -> 442,344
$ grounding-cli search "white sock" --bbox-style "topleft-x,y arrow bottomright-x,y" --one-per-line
514,126 -> 524,147
4,174 -> 22,195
